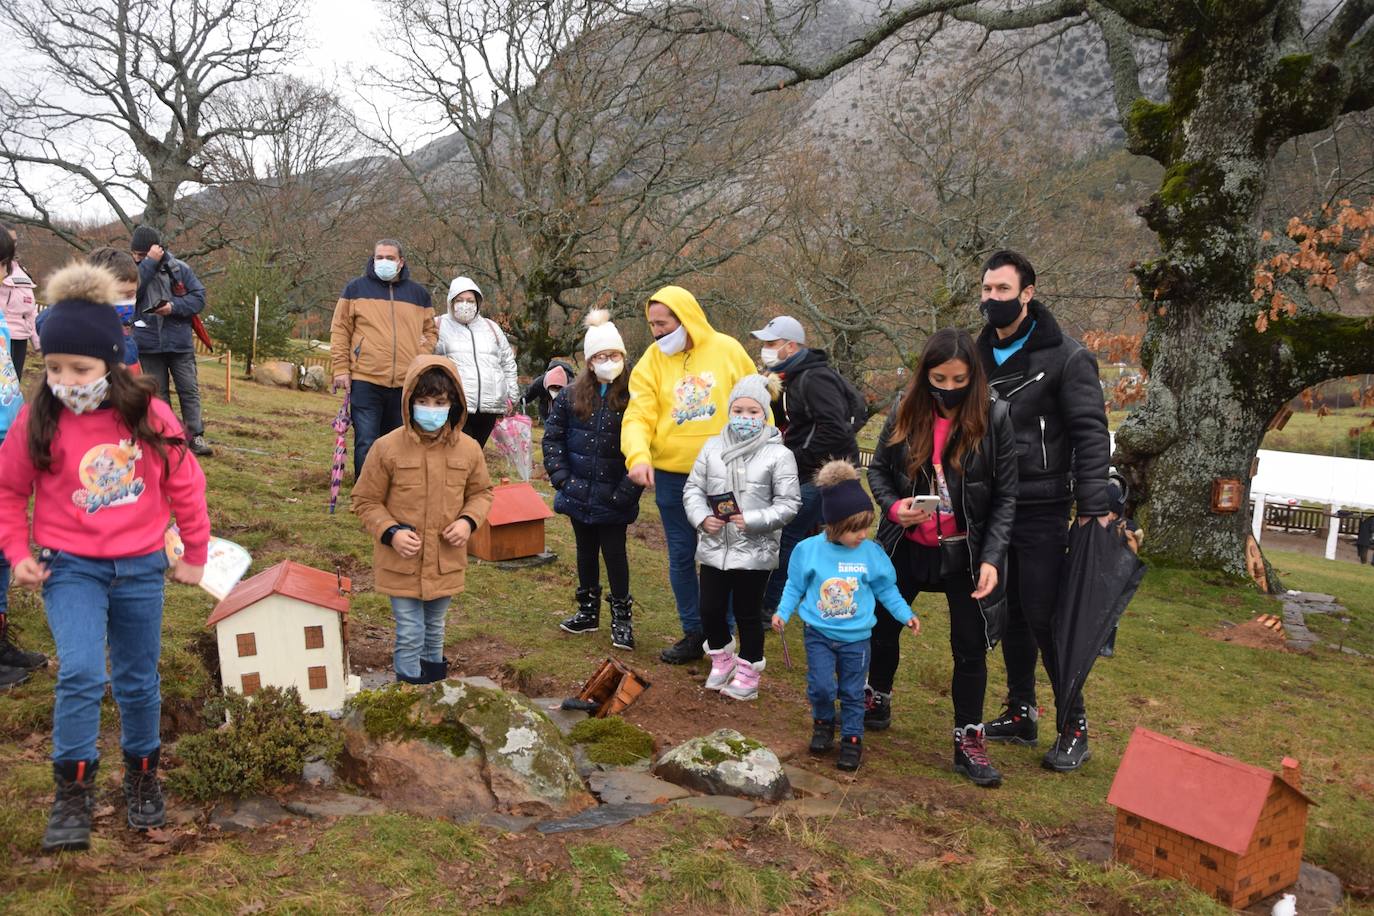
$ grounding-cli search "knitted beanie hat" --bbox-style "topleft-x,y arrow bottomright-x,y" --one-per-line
38,262 -> 127,364
583,309 -> 626,359
130,225 -> 160,254
816,460 -> 873,524
728,374 -> 777,420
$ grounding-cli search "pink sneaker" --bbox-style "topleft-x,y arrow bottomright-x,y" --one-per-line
722,657 -> 765,701
704,640 -> 737,691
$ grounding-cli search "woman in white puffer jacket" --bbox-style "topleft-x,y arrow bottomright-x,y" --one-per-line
435,276 -> 519,446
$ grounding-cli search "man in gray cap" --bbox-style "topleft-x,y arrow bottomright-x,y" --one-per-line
751,315 -> 863,621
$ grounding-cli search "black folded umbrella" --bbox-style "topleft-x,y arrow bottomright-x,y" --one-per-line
1052,519 -> 1147,734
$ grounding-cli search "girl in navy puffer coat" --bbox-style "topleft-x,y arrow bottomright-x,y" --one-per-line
542,310 -> 643,650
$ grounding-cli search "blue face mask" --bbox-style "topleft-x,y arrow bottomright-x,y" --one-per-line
374,258 -> 400,281
729,415 -> 764,439
412,403 -> 449,432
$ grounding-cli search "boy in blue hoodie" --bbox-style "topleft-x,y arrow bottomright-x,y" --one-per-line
0,312 -> 43,689
773,460 -> 919,772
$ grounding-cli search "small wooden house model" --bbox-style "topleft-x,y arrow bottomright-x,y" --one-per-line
207,560 -> 359,713
1108,727 -> 1313,909
468,481 -> 554,561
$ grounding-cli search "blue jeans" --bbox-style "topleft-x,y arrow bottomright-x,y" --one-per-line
351,380 -> 404,479
390,596 -> 451,679
654,470 -> 700,635
42,549 -> 168,762
763,483 -> 822,611
805,626 -> 870,739
0,556 -> 9,617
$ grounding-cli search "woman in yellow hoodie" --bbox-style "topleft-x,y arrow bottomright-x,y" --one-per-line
622,286 -> 757,663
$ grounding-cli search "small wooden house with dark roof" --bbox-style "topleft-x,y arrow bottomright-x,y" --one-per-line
1108,727 -> 1313,909
468,481 -> 554,562
207,560 -> 358,713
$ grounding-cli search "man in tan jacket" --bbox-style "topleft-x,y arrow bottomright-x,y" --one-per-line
330,239 -> 438,478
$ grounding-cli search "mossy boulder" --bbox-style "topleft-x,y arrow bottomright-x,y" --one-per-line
652,728 -> 790,802
340,681 -> 595,818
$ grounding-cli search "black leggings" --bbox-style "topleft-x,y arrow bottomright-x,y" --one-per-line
570,520 -> 630,599
462,412 -> 500,447
871,541 -> 990,727
9,338 -> 26,377
700,565 -> 770,663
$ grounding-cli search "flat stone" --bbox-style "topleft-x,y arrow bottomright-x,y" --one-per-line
782,765 -> 841,798
673,795 -> 756,817
478,813 -> 540,833
530,697 -> 590,737
210,795 -> 291,833
589,770 -> 691,806
535,802 -> 661,834
1286,592 -> 1336,604
358,670 -> 393,690
775,797 -> 845,818
1282,607 -> 1307,627
302,758 -> 337,787
285,793 -> 388,818
456,675 -> 502,690
744,805 -> 778,819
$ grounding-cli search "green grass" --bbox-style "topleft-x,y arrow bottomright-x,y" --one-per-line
3,363 -> 1374,912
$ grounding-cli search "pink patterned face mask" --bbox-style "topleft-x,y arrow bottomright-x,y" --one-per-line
50,374 -> 110,414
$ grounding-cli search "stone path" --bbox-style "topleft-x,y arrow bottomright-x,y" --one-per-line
1279,590 -> 1356,652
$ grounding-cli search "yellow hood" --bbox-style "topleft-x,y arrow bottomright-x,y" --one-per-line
646,285 -> 714,348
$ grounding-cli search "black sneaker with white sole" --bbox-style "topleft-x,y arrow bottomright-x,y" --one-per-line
984,702 -> 1039,746
1041,719 -> 1091,772
559,587 -> 601,634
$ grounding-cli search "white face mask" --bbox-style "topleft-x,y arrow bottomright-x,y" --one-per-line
50,373 -> 111,415
451,300 -> 478,324
760,347 -> 780,368
593,359 -> 624,382
655,325 -> 687,356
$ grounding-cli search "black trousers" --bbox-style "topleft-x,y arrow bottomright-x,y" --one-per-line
463,412 -> 500,447
570,520 -> 630,599
9,338 -> 26,377
871,541 -> 989,727
1000,505 -> 1083,723
700,565 -> 770,663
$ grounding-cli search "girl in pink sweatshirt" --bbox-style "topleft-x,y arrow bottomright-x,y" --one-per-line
0,263 -> 209,854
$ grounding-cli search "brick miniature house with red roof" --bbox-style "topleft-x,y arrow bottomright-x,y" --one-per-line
1108,727 -> 1313,909
207,560 -> 359,713
468,481 -> 554,562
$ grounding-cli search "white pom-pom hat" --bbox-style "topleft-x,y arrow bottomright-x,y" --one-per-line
583,309 -> 626,359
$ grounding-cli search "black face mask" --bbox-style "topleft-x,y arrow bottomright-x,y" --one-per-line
929,383 -> 971,411
981,295 -> 1025,329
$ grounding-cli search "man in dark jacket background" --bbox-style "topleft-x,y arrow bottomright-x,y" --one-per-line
974,249 -> 1112,773
130,226 -> 212,457
752,315 -> 863,619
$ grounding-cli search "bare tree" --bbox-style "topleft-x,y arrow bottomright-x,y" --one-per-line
374,0 -> 788,370
0,0 -> 306,247
639,0 -> 1374,577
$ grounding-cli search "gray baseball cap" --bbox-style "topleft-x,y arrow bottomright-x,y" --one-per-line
750,315 -> 806,345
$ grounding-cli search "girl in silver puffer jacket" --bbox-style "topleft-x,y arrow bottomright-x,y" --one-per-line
684,374 -> 801,701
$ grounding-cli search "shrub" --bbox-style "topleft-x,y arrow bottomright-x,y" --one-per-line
168,685 -> 342,801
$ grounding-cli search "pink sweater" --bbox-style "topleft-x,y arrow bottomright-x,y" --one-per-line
0,399 -> 209,566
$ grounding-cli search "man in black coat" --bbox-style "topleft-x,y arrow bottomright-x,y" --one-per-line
751,315 -> 863,619
974,250 -> 1112,772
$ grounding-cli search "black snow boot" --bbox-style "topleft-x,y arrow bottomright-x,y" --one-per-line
1042,718 -> 1092,772
836,735 -> 863,772
953,725 -> 1002,788
609,595 -> 635,651
984,701 -> 1039,746
122,748 -> 166,831
0,612 -> 47,670
560,586 -> 601,634
809,719 -> 836,755
0,663 -> 32,692
864,687 -> 892,731
419,659 -> 450,684
42,759 -> 99,852
660,631 -> 705,665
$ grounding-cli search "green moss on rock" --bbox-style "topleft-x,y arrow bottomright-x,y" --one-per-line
568,716 -> 655,765
349,686 -> 470,758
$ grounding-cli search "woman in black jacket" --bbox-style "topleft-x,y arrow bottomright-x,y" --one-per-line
542,311 -> 644,650
866,328 -> 1018,787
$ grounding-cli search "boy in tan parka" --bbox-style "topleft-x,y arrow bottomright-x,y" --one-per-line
352,356 -> 494,683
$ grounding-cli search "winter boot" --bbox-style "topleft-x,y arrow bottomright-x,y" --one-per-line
703,640 -> 737,690
660,631 -> 706,665
609,595 -> 635,651
559,586 -> 602,634
122,748 -> 166,831
1042,718 -> 1092,772
836,735 -> 863,772
984,701 -> 1039,746
953,725 -> 1002,787
0,612 -> 47,670
395,668 -> 426,685
0,663 -> 32,692
721,657 -> 764,701
419,659 -> 450,684
188,434 -> 214,457
42,759 -> 99,852
809,719 -> 836,755
864,687 -> 892,731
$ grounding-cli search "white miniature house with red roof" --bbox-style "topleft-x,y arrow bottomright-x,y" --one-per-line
207,560 -> 360,713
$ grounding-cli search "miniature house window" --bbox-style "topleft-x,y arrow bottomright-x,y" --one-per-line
236,632 -> 257,657
307,666 -> 327,690
241,672 -> 261,696
304,625 -> 324,650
